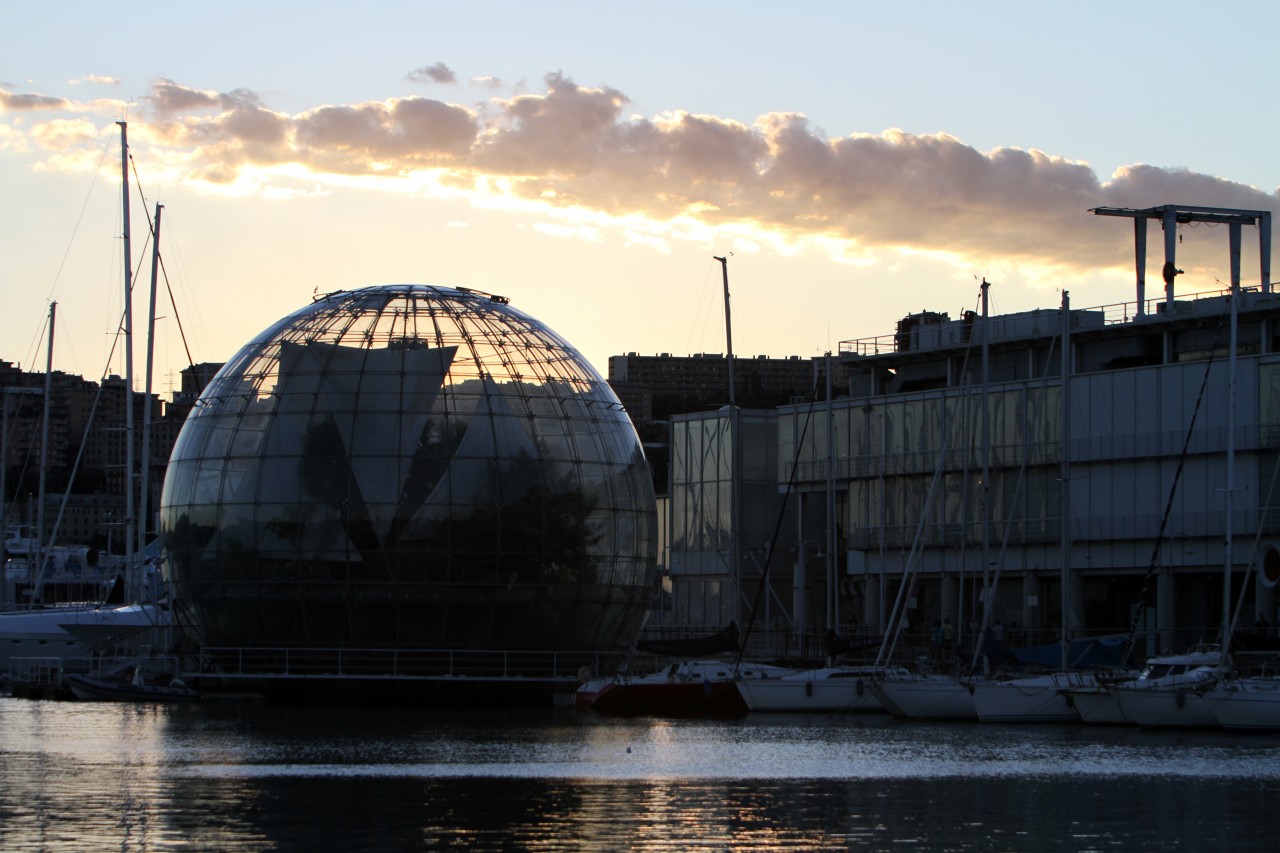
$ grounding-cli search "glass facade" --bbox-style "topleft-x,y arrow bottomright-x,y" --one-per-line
780,386 -> 1062,552
160,285 -> 656,652
668,409 -> 784,627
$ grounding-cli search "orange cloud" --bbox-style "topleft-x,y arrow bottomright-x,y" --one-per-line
6,73 -> 1277,274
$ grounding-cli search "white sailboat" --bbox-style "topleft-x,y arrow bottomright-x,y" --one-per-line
870,670 -> 977,720
970,290 -> 1082,723
1203,675 -> 1280,731
737,665 -> 909,713
2,122 -> 171,682
873,282 -> 998,722
1061,676 -> 1130,725
1110,286 -> 1241,729
970,671 -> 1084,723
1109,647 -> 1224,727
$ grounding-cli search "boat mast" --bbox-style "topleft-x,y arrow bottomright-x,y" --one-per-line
826,351 -> 837,633
32,301 -> 56,604
1059,290 -> 1070,673
714,256 -> 736,408
138,203 -> 162,564
713,255 -> 741,628
1223,278 -> 1238,653
979,279 -> 991,650
118,121 -> 137,601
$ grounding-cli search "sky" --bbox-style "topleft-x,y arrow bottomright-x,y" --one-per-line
3,1 -> 1279,397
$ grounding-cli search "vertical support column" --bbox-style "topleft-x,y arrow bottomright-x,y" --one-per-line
1134,217 -> 1147,315
863,574 -> 881,637
1256,574 -> 1276,632
1230,221 -> 1243,292
1020,575 -> 1039,640
1156,566 -> 1176,656
1262,212 -> 1272,294
793,492 -> 807,639
1066,572 -> 1086,645
1163,208 -> 1179,309
940,574 -> 959,635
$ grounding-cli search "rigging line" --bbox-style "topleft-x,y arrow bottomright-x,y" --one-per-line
879,285 -> 986,666
970,323 -> 1060,673
136,199 -> 197,368
1119,304 -> 1229,667
685,256 -> 721,358
10,314 -> 52,504
160,254 -> 196,368
734,370 -> 823,668
44,135 -> 113,306
954,291 -> 988,637
1222,440 -> 1280,659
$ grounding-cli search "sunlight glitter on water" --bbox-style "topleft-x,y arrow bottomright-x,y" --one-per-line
4,699 -> 1280,852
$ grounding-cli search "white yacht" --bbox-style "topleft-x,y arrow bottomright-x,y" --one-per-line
737,665 -> 909,713
1062,671 -> 1136,725
0,602 -> 168,677
871,671 -> 978,720
1109,648 -> 1225,728
970,671 -> 1087,723
1202,676 -> 1280,731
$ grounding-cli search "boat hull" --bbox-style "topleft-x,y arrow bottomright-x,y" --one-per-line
1205,679 -> 1280,731
589,679 -> 747,718
66,673 -> 197,703
0,604 -> 166,674
737,669 -> 887,713
1066,689 -> 1129,725
1112,686 -> 1218,728
872,676 -> 976,720
970,677 -> 1081,723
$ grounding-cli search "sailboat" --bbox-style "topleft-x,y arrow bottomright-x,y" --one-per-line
1203,673 -> 1280,731
736,663 -> 910,713
583,257 -> 787,718
1199,323 -> 1280,731
2,122 -> 170,682
582,659 -> 793,718
871,281 -> 998,722
969,290 -> 1083,723
1110,286 -> 1242,729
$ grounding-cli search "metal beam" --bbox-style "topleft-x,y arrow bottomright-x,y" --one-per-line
1092,204 -> 1274,304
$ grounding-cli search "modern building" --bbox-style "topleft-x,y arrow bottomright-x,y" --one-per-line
160,285 -> 658,665
608,351 -> 844,423
665,204 -> 1279,662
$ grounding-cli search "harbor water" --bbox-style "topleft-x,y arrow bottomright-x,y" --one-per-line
1,696 -> 1278,851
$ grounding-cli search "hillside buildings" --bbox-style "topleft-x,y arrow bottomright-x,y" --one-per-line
1,361 -> 221,554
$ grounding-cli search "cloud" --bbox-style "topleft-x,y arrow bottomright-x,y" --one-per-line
29,118 -> 100,150
70,75 -> 120,86
1,89 -> 69,111
293,97 -> 477,170
8,73 -> 1277,276
145,77 -> 262,115
407,63 -> 457,85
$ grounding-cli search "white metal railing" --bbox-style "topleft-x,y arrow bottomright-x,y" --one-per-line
838,286 -> 1247,356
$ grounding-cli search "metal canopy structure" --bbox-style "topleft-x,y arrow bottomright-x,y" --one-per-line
1091,204 -> 1273,314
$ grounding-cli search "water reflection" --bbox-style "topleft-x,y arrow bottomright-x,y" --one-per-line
1,699 -> 1278,851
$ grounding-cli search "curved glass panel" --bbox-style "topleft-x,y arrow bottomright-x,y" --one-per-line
161,285 -> 656,651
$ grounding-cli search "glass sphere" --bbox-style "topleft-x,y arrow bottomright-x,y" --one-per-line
160,285 -> 656,652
